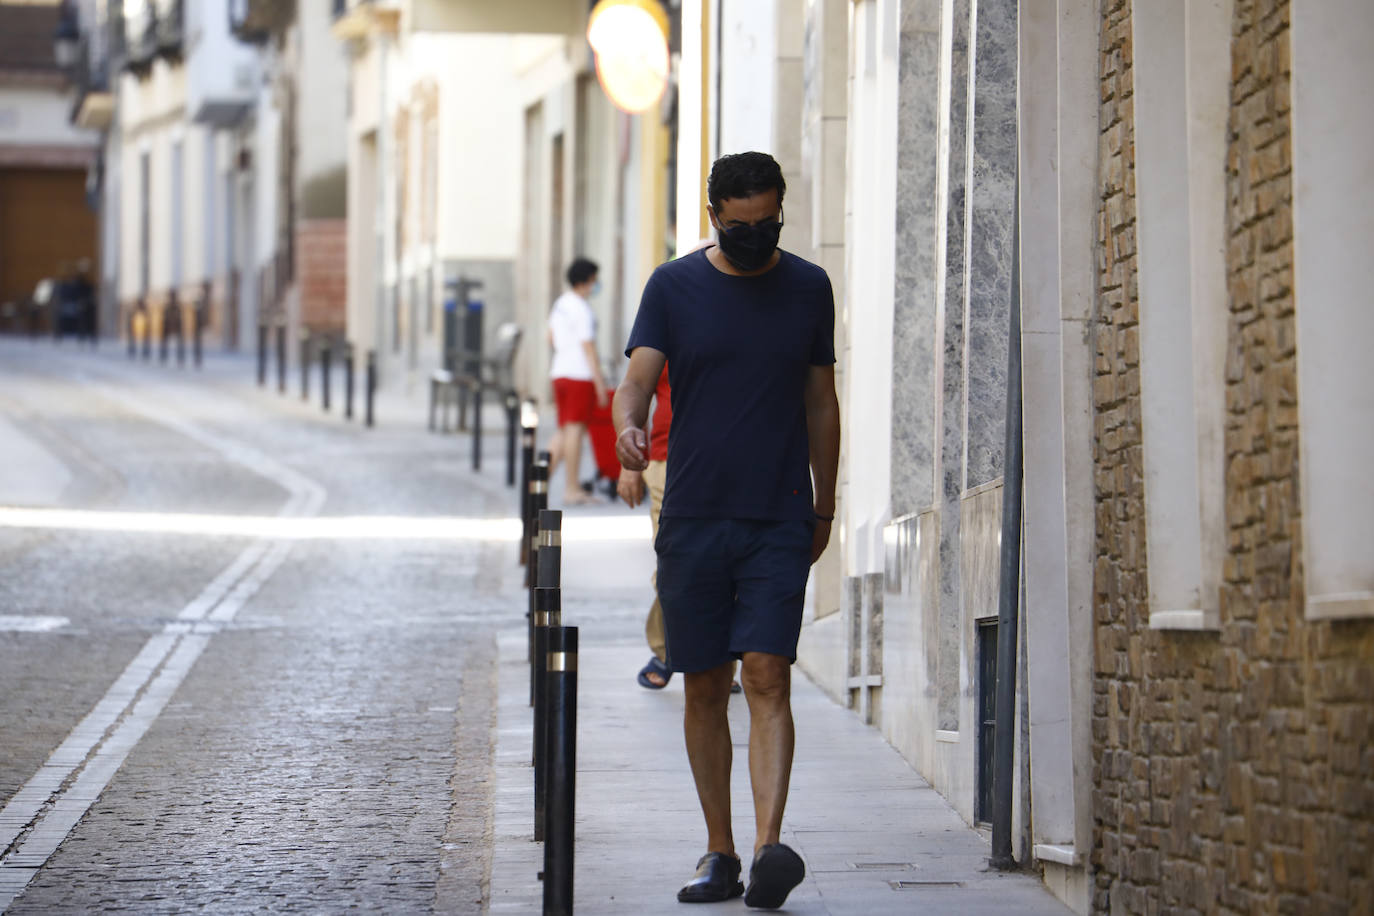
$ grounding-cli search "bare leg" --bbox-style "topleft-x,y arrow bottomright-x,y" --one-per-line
561,422 -> 587,501
740,652 -> 794,853
683,661 -> 737,855
547,423 -> 565,478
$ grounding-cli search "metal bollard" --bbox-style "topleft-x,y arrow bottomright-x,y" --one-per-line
321,341 -> 332,412
526,459 -> 549,590
365,349 -> 376,428
531,508 -> 561,709
192,309 -> 203,369
472,383 -> 484,472
174,317 -> 185,368
505,393 -> 520,487
519,417 -> 536,568
276,325 -> 287,394
543,625 -> 578,916
526,461 -> 549,668
257,325 -> 267,386
344,344 -> 355,420
300,334 -> 311,401
159,310 -> 169,364
532,586 -> 560,842
536,509 -> 563,590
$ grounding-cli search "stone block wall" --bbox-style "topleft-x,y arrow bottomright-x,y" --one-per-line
1090,1 -> 1374,913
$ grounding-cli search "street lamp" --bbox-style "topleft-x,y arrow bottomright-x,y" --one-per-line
53,0 -> 81,70
587,0 -> 670,114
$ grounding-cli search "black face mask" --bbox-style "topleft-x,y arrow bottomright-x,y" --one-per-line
715,213 -> 783,272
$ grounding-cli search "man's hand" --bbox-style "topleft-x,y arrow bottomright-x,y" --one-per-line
810,518 -> 832,564
616,427 -> 650,472
594,379 -> 609,409
617,469 -> 646,508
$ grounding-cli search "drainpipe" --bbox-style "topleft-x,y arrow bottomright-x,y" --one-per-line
990,171 -> 1022,870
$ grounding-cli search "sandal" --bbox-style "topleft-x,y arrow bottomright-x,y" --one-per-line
637,656 -> 672,689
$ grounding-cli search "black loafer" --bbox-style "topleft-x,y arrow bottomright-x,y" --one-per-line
744,843 -> 805,909
677,851 -> 745,903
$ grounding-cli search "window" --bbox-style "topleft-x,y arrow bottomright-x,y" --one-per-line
1290,0 -> 1374,620
1131,0 -> 1233,630
204,133 -> 217,279
170,138 -> 183,288
139,150 -> 150,296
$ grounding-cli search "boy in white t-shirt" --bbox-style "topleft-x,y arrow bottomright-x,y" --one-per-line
547,257 -> 608,504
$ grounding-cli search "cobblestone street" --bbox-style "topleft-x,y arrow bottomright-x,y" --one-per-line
0,339 -> 542,912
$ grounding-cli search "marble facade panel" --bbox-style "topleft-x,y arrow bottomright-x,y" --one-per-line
889,4 -> 942,519
961,0 -> 1018,488
935,0 -> 972,734
880,511 -> 941,781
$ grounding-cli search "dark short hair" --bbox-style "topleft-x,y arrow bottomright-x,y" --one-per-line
707,151 -> 786,212
566,257 -> 599,287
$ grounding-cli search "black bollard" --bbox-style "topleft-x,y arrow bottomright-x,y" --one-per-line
174,314 -> 185,368
192,309 -> 203,369
526,460 -> 549,590
519,419 -> 536,568
300,334 -> 311,401
344,344 -> 355,420
543,625 -> 577,916
159,308 -> 169,364
505,393 -> 520,487
532,586 -> 560,842
276,325 -> 287,394
526,463 -> 549,669
472,383 -> 484,471
536,509 -> 563,590
257,325 -> 267,385
128,310 -> 136,359
321,341 -> 332,412
365,349 -> 376,428
531,507 -> 561,707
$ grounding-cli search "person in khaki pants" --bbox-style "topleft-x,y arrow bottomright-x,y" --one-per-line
617,365 -> 674,687
618,365 -> 740,692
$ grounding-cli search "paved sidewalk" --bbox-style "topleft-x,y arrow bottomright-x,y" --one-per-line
487,564 -> 1073,914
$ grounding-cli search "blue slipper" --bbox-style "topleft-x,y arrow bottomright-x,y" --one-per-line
637,656 -> 672,689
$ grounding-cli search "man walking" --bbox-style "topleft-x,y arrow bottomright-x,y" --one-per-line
613,151 -> 840,908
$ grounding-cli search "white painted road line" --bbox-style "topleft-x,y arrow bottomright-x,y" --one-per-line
0,508 -> 652,542
0,616 -> 69,633
0,384 -> 327,912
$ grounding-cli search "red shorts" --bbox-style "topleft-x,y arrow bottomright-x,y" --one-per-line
553,378 -> 597,426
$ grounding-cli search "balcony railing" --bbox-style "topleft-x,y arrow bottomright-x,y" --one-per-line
230,0 -> 296,44
155,0 -> 183,59
70,33 -> 115,129
123,5 -> 157,73
121,0 -> 181,73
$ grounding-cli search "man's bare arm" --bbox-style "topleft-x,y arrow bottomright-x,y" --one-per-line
803,363 -> 841,562
613,346 -> 667,471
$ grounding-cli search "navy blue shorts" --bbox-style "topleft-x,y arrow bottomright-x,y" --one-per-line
654,517 -> 814,673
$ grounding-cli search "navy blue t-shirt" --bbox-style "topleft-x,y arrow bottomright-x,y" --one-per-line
625,247 -> 835,521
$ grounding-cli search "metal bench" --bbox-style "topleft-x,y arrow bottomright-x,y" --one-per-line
429,322 -> 525,480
